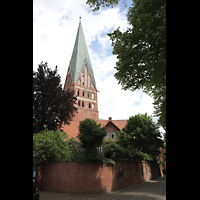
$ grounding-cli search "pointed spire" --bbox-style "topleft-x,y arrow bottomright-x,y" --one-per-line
69,20 -> 97,90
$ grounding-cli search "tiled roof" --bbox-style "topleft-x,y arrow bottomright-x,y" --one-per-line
62,119 -> 127,139
98,119 -> 127,130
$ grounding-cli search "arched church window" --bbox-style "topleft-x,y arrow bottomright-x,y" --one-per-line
89,103 -> 91,109
92,93 -> 94,99
82,91 -> 85,96
88,75 -> 91,88
78,100 -> 81,106
87,92 -> 90,98
82,101 -> 84,107
77,89 -> 79,96
92,103 -> 94,109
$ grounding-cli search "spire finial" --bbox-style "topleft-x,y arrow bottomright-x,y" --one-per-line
79,16 -> 81,23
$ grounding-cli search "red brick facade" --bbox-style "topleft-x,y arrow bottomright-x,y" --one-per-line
99,117 -> 127,139
61,22 -> 125,140
62,64 -> 99,138
36,160 -> 160,194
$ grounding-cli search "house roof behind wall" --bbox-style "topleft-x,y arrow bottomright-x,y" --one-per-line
98,118 -> 127,131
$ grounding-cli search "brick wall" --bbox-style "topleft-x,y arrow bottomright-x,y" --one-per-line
112,160 -> 160,191
72,107 -> 99,122
36,160 -> 160,194
37,162 -> 113,194
62,107 -> 99,138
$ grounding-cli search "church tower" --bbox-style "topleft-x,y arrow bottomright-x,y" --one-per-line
62,19 -> 99,138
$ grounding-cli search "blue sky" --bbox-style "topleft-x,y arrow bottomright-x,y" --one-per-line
33,0 -> 165,135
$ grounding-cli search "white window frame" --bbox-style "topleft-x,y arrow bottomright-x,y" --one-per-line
111,132 -> 116,139
97,145 -> 102,153
106,132 -> 110,139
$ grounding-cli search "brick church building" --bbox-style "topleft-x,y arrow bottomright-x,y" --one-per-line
61,20 -> 165,175
62,19 -> 126,139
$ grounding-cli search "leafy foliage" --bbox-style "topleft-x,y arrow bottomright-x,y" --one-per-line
117,113 -> 163,158
33,62 -> 77,134
78,118 -> 107,160
33,115 -> 162,164
33,128 -> 72,163
152,86 -> 166,130
104,139 -> 126,159
86,0 -> 166,130
102,158 -> 116,165
108,0 -> 166,91
162,133 -> 166,161
107,0 -> 166,130
86,0 -> 122,11
104,139 -> 153,161
66,138 -> 86,163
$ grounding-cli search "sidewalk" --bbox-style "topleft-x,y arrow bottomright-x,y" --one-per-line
40,177 -> 166,200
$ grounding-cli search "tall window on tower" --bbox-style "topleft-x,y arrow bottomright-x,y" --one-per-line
77,89 -> 79,96
82,91 -> 85,96
92,93 -> 94,99
81,72 -> 84,86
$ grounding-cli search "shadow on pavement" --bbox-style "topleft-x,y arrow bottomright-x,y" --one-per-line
40,177 -> 166,200
112,177 -> 166,200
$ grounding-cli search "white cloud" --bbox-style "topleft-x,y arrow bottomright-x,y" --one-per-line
33,0 -> 130,85
97,75 -> 155,120
33,0 -> 165,134
34,0 -> 128,79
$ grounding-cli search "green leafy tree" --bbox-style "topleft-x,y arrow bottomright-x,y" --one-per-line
152,86 -> 166,130
104,140 -> 125,159
33,128 -> 72,163
162,132 -> 166,161
67,138 -> 86,163
117,113 -> 163,158
103,139 -> 153,161
33,61 -> 77,134
86,0 -> 166,130
78,118 -> 107,160
86,0 -> 122,11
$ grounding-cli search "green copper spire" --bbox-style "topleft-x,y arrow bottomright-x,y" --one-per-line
69,19 -> 97,90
